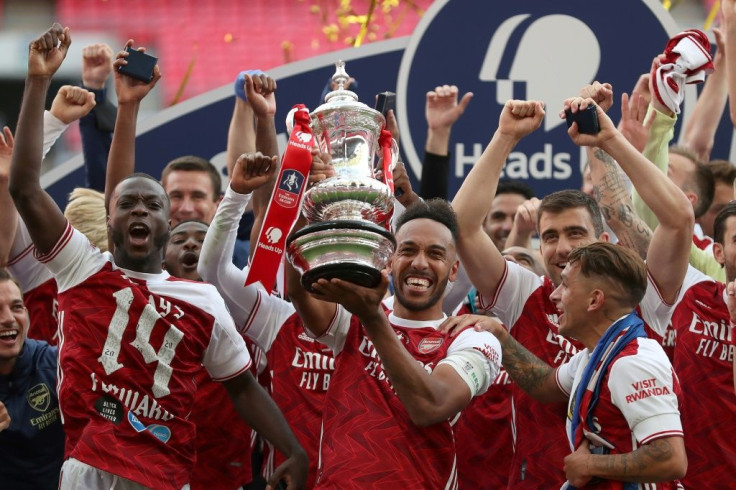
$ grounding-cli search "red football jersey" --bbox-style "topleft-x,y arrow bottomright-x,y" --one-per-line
454,368 -> 512,489
40,224 -> 251,490
189,369 -> 253,489
261,312 -> 333,489
557,338 -> 683,490
7,220 -> 59,345
312,307 -> 501,489
665,267 -> 736,487
479,261 -> 675,488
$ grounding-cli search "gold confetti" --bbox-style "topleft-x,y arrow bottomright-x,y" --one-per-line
224,33 -> 233,43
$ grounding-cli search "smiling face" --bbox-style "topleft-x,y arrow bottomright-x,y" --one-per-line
549,262 -> 590,341
390,218 -> 458,319
109,176 -> 171,272
165,221 -> 208,281
0,279 -> 29,375
538,207 -> 601,286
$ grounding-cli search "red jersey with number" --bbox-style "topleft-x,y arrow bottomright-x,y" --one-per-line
312,307 -> 501,489
479,262 -> 675,488
663,267 -> 736,487
7,221 -> 59,345
39,223 -> 251,490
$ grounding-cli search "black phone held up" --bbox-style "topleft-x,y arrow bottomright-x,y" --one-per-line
118,47 -> 158,83
375,91 -> 396,117
565,104 -> 600,134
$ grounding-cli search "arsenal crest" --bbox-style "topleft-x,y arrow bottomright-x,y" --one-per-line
27,383 -> 51,412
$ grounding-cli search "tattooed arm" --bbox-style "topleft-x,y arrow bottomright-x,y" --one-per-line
485,318 -> 567,404
587,147 -> 652,259
564,436 -> 687,486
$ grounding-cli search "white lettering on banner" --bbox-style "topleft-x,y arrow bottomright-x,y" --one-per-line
455,143 -> 572,180
89,372 -> 175,421
256,242 -> 284,255
98,287 -> 184,398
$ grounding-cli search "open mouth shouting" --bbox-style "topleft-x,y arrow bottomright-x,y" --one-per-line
128,222 -> 151,247
180,250 -> 199,271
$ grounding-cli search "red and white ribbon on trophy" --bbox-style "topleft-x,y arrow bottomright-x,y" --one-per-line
245,104 -> 314,289
378,128 -> 395,229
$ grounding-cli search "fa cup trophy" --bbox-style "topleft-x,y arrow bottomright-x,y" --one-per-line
286,60 -> 397,290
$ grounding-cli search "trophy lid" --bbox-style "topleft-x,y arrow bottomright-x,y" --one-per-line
312,60 -> 383,117
324,60 -> 358,104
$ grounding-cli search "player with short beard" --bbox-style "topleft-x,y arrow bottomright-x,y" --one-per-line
9,24 -> 307,490
286,197 -> 502,489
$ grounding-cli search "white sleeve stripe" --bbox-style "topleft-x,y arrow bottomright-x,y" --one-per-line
241,290 -> 262,334
555,367 -> 570,396
211,359 -> 253,382
639,429 -> 683,445
318,306 -> 341,340
35,222 -> 73,264
646,270 -> 675,307
478,260 -> 508,310
7,244 -> 33,266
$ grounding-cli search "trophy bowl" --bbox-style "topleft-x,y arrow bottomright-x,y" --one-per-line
286,220 -> 396,292
286,60 -> 398,290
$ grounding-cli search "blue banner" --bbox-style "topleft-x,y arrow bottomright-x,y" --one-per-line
44,0 -> 733,205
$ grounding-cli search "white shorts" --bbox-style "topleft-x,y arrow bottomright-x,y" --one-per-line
59,458 -> 190,490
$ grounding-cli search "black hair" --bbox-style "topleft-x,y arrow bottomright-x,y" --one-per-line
395,198 -> 458,242
496,179 -> 536,200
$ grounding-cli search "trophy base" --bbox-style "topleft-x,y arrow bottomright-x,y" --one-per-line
302,263 -> 382,292
286,220 -> 396,293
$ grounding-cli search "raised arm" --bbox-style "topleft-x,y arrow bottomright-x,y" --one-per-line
420,85 -> 472,200
564,97 -> 693,304
226,72 -> 257,178
505,197 -> 540,250
80,43 -> 116,191
0,127 -> 16,266
722,1 -> 736,126
9,24 -> 72,254
104,40 -> 161,213
588,90 -> 653,258
246,72 -> 280,252
452,100 -> 544,301
198,153 -> 275,323
682,28 -> 727,161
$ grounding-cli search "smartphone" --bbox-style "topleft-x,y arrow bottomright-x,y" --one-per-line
375,91 -> 396,117
565,104 -> 600,134
118,46 -> 158,83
